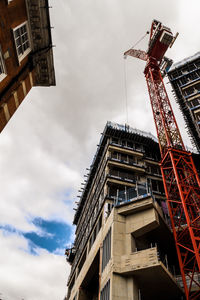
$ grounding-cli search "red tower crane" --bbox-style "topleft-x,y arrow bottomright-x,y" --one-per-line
125,20 -> 200,300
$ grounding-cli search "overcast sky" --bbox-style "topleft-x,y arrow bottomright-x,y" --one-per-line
0,0 -> 200,299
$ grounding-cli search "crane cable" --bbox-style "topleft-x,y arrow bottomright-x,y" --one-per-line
123,31 -> 149,125
130,31 -> 149,50
123,58 -> 129,124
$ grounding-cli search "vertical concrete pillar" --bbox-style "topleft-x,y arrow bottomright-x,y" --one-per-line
112,274 -> 128,300
127,278 -> 139,300
125,233 -> 133,254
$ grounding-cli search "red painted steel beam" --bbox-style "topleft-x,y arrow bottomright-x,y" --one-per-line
145,59 -> 200,300
125,19 -> 200,299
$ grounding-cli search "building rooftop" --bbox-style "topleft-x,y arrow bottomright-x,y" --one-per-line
107,122 -> 158,142
169,52 -> 200,72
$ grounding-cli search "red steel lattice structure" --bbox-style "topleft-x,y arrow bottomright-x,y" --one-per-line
125,20 -> 200,299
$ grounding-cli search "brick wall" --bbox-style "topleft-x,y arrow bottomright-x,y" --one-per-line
0,0 -> 29,93
0,69 -> 35,132
0,0 -> 37,132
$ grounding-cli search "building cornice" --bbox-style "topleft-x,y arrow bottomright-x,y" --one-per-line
25,0 -> 56,86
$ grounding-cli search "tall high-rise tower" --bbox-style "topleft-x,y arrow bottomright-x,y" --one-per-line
65,122 -> 194,300
167,52 -> 200,152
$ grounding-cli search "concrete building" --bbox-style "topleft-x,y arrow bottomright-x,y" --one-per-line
0,0 -> 55,132
167,52 -> 200,152
65,122 -> 188,300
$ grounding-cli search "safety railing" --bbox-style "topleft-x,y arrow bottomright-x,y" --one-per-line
112,182 -> 151,206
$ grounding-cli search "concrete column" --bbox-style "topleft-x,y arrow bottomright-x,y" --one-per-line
112,273 -> 127,300
127,278 -> 139,300
125,233 -> 133,254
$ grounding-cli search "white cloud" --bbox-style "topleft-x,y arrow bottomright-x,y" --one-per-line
0,230 -> 70,300
1,0 -> 200,298
0,125 -> 81,230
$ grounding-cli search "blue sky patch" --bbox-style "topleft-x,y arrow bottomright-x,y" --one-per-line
24,218 -> 73,254
0,218 -> 73,255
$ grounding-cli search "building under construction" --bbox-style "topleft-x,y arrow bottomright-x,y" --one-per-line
168,52 -> 200,152
66,20 -> 200,300
65,121 -> 192,300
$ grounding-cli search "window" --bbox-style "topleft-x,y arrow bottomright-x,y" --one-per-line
121,140 -> 127,147
194,111 -> 200,122
102,228 -> 111,271
111,151 -> 118,159
196,60 -> 200,68
195,83 -> 200,92
183,87 -> 194,97
121,153 -> 127,162
88,216 -> 102,252
0,46 -> 7,81
112,137 -> 119,145
135,143 -> 141,151
151,179 -> 159,192
13,22 -> 31,63
151,179 -> 164,193
182,68 -> 188,75
158,181 -> 164,193
100,280 -> 110,300
188,98 -> 200,108
179,77 -> 188,85
150,165 -> 160,175
188,63 -> 196,72
127,141 -> 133,148
77,249 -> 86,275
189,72 -> 198,81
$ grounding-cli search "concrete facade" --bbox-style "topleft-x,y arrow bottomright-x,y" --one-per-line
168,52 -> 200,152
0,0 -> 55,132
65,122 -> 189,300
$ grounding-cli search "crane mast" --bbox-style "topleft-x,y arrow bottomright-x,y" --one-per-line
125,20 -> 200,300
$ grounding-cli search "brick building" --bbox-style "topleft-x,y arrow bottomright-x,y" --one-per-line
64,122 -> 200,300
0,0 -> 55,132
